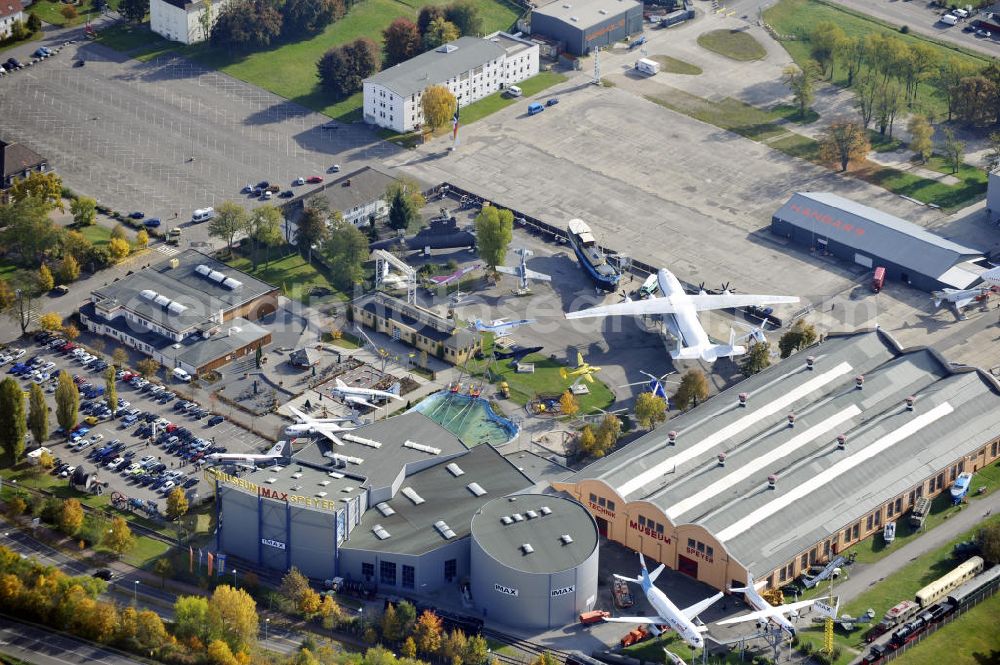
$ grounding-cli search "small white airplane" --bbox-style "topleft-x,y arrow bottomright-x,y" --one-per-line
330,378 -> 403,410
565,268 -> 799,363
496,248 -> 551,292
716,573 -> 824,638
605,553 -> 723,649
470,318 -> 535,335
932,266 -> 1000,308
284,405 -> 359,445
207,441 -> 286,466
663,649 -> 687,665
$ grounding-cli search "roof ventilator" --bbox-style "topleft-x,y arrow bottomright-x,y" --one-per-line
787,413 -> 796,427
667,431 -> 677,446
837,434 -> 847,450
738,392 -> 748,407
767,474 -> 777,489
806,356 -> 815,370
717,453 -> 726,467
905,395 -> 916,411
855,375 -> 864,390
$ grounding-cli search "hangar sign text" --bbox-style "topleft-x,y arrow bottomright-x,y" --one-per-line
551,585 -> 575,597
494,584 -> 519,596
261,538 -> 286,550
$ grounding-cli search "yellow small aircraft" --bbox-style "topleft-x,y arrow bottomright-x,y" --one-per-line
560,352 -> 601,384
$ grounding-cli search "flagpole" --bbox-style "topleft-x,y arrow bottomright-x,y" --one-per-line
452,100 -> 460,150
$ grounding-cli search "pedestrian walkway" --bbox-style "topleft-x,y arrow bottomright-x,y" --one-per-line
155,243 -> 180,256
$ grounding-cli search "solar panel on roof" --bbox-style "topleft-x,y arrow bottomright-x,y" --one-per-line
467,482 -> 486,497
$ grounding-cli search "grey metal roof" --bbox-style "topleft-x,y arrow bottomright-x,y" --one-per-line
364,37 -> 505,99
355,293 -> 478,350
532,0 -> 641,29
471,494 -> 598,574
773,193 -> 983,280
290,411 -> 469,491
563,329 -> 1000,578
90,249 -> 276,335
287,167 -> 399,218
244,458 -> 365,502
289,348 -> 321,367
342,444 -> 533,556
174,319 -> 268,369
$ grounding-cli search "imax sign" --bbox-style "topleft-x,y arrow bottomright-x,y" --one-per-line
494,583 -> 519,596
551,585 -> 575,597
261,538 -> 286,550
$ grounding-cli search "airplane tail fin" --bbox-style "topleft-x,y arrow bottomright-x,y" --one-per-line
704,343 -> 746,361
336,378 -> 347,389
613,573 -> 642,584
559,367 -> 569,380
389,382 -> 401,396
267,441 -> 286,457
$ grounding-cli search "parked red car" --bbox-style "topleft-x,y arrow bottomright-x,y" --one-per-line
166,424 -> 178,433
122,372 -> 134,381
306,176 -> 324,184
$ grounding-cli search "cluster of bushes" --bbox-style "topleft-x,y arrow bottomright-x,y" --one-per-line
211,0 -> 348,50
0,12 -> 41,46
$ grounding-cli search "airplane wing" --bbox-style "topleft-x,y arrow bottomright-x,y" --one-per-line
680,592 -> 724,621
584,372 -> 594,383
566,298 -> 678,319
345,395 -> 378,409
495,266 -> 518,276
315,429 -> 345,446
686,294 -> 800,312
523,268 -> 551,282
715,598 -> 818,627
602,616 -> 667,625
288,405 -> 311,423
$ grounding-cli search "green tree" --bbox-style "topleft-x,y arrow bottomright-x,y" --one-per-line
908,114 -> 934,163
27,382 -> 48,445
739,341 -> 772,377
595,414 -> 622,454
207,201 -> 249,254
317,38 -> 381,97
119,0 -> 149,22
57,254 -> 81,284
634,391 -> 667,429
0,198 -> 57,266
674,369 -> 709,411
103,517 -> 136,557
387,185 -> 422,231
7,171 -> 63,211
211,0 -> 283,49
382,603 -> 402,642
282,0 -> 343,37
464,634 -> 490,665
778,320 -> 818,358
444,1 -> 481,36
559,390 -> 579,417
474,206 -> 513,271
135,609 -> 168,652
934,57 -> 978,121
417,5 -> 445,36
976,522 -> 1000,564
247,205 -> 284,270
874,79 -> 903,136
59,499 -> 85,535
424,16 -> 459,49
781,63 -> 815,118
152,558 -> 173,588
296,205 -> 329,265
396,600 -> 417,635
383,17 -> 422,67
136,358 -> 160,378
984,131 -> 1000,171
324,217 -> 368,290
104,367 -> 117,420
166,487 -> 189,521
819,118 -> 870,171
55,371 -> 79,434
207,584 -> 258,652
810,21 -> 845,78
414,609 -> 443,655
279,567 -> 311,612
112,347 -> 129,369
420,84 -> 457,131
173,596 -> 214,643
37,264 -> 54,293
0,378 -> 27,465
110,223 -> 128,242
70,196 -> 97,227
940,127 -> 965,174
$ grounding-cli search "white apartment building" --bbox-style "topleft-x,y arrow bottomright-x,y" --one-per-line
150,0 -> 231,44
0,0 -> 25,39
363,32 -> 540,133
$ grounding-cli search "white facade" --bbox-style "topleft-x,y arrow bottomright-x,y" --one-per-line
150,0 -> 229,44
0,4 -> 24,39
364,33 -> 540,133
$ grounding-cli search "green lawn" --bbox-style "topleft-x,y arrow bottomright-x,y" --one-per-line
0,30 -> 41,54
96,23 -> 175,57
113,535 -> 172,568
649,55 -> 703,76
894,593 -> 1000,665
30,0 -> 102,26
794,512 -> 1000,665
173,0 -> 522,120
77,224 -> 114,247
226,250 -> 349,303
764,0 -> 989,118
481,353 -> 615,414
696,29 -> 767,61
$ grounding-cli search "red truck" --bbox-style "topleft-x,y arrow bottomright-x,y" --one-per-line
579,610 -> 610,625
872,266 -> 886,293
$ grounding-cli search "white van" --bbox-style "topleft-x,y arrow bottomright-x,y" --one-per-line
172,367 -> 192,382
506,85 -> 523,98
940,13 -> 958,25
953,8 -> 969,18
192,207 -> 214,222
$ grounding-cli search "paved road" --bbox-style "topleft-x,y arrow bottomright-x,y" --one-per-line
0,618 -> 148,665
834,491 -> 1000,605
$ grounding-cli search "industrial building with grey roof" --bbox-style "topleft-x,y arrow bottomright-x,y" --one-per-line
553,329 -> 1000,592
772,192 -> 986,291
213,408 -> 600,628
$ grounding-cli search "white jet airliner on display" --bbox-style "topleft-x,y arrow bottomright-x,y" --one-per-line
565,268 -> 799,362
330,378 -> 403,410
284,405 -> 360,445
469,318 -> 535,335
206,441 -> 286,467
605,553 -> 723,649
931,266 -> 1000,309
715,573 -> 825,638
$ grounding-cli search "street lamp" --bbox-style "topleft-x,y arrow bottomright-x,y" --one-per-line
264,618 -> 270,641
232,568 -> 238,586
133,580 -> 139,605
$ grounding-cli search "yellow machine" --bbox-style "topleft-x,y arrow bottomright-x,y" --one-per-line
560,352 -> 601,384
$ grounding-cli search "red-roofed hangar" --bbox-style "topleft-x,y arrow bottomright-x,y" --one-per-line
771,193 -> 984,292
552,330 -> 1000,592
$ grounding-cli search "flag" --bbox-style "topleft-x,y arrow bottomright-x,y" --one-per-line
207,551 -> 214,577
189,545 -> 194,574
198,548 -> 204,572
452,104 -> 460,141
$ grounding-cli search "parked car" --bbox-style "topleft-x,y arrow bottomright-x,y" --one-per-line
128,211 -> 145,219
92,569 -> 114,581
306,176 -> 324,184
144,218 -> 162,228
207,415 -> 225,427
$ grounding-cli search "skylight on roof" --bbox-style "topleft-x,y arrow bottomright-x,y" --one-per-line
328,471 -> 344,479
512,513 -> 524,522
521,543 -> 534,554
153,294 -> 171,307
139,290 -> 157,300
316,491 -> 327,498
467,482 -> 487,497
404,440 -> 441,455
446,463 -> 465,477
376,502 -> 396,517
436,43 -> 458,53
344,434 -> 382,449
222,277 -> 243,290
434,520 -> 456,539
402,487 -> 425,505
266,477 -> 277,484
525,509 -> 538,519
195,264 -> 212,276
373,525 -> 391,540
540,506 -> 552,515
560,534 -> 574,545
501,516 -> 513,525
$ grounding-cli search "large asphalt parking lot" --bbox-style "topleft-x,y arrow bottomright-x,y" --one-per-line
0,40 -> 400,231
4,333 -> 274,511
